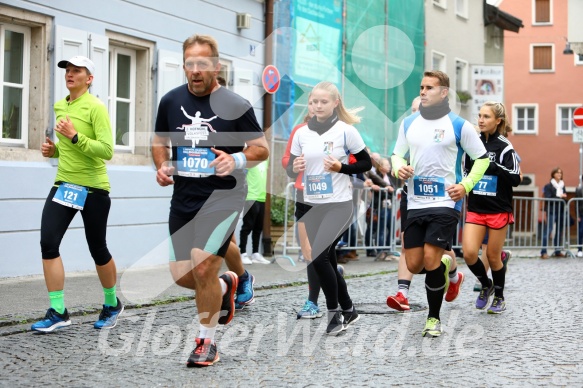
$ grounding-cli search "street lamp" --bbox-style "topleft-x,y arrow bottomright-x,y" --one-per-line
563,42 -> 574,55
563,37 -> 574,55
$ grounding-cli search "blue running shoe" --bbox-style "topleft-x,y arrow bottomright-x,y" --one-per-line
296,300 -> 323,319
235,273 -> 255,310
94,297 -> 124,329
31,308 -> 71,333
476,283 -> 494,310
487,296 -> 506,314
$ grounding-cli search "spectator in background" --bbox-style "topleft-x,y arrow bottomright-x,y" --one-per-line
216,70 -> 259,311
367,157 -> 395,261
411,96 -> 421,113
364,152 -> 382,257
368,152 -> 381,173
337,157 -> 367,264
239,160 -> 271,264
541,167 -> 568,259
216,75 -> 227,87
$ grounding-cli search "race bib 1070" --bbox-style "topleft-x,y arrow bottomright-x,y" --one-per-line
177,147 -> 215,177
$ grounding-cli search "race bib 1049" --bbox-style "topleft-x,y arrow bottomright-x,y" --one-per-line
305,174 -> 333,199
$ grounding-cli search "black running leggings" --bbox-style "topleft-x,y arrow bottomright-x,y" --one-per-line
40,186 -> 112,265
302,200 -> 353,310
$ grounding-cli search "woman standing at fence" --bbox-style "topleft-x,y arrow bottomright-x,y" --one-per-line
541,167 -> 568,259
462,101 -> 521,314
286,81 -> 371,334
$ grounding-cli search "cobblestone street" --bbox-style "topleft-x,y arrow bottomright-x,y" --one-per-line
1,258 -> 582,387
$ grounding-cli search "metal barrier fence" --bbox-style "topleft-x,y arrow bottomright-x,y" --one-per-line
567,197 -> 583,256
273,182 -> 583,263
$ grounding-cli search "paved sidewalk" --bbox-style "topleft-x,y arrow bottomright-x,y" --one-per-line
0,251 -> 391,327
1,254 -> 582,386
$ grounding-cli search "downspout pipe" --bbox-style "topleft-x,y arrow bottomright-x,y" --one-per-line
262,0 -> 275,256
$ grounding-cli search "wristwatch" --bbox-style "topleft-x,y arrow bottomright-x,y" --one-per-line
71,134 -> 78,144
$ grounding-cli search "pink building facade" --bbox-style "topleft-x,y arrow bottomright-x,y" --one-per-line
501,0 -> 583,194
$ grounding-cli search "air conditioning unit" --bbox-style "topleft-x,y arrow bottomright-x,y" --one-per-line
236,13 -> 251,29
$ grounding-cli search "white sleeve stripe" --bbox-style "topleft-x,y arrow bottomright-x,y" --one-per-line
495,152 -> 520,175
499,144 -> 513,163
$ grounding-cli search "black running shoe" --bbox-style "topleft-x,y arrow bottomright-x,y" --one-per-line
218,271 -> 238,325
326,311 -> 345,335
342,308 -> 360,326
186,338 -> 219,367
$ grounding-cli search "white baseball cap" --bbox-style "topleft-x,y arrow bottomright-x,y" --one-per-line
57,56 -> 95,75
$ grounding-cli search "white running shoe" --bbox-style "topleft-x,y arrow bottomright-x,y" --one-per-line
251,252 -> 271,264
241,253 -> 253,265
578,251 -> 583,258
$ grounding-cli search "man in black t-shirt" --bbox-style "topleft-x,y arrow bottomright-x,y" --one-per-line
151,34 -> 268,368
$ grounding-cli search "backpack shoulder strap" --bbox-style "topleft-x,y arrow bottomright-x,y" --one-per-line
403,112 -> 420,135
448,112 -> 465,145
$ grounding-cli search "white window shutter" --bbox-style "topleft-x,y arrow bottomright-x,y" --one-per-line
233,68 -> 254,103
157,49 -> 185,108
53,27 -> 109,107
54,25 -> 87,106
89,33 -> 109,107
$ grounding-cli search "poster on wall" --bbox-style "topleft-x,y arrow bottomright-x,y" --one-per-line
293,0 -> 343,86
470,64 -> 504,123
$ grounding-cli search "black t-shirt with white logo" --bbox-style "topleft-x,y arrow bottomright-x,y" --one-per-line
155,85 -> 264,216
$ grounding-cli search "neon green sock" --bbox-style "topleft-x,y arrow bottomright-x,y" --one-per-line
48,290 -> 65,315
103,286 -> 118,307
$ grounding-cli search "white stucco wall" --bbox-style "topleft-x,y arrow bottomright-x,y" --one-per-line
0,0 -> 266,276
424,0 -> 486,120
